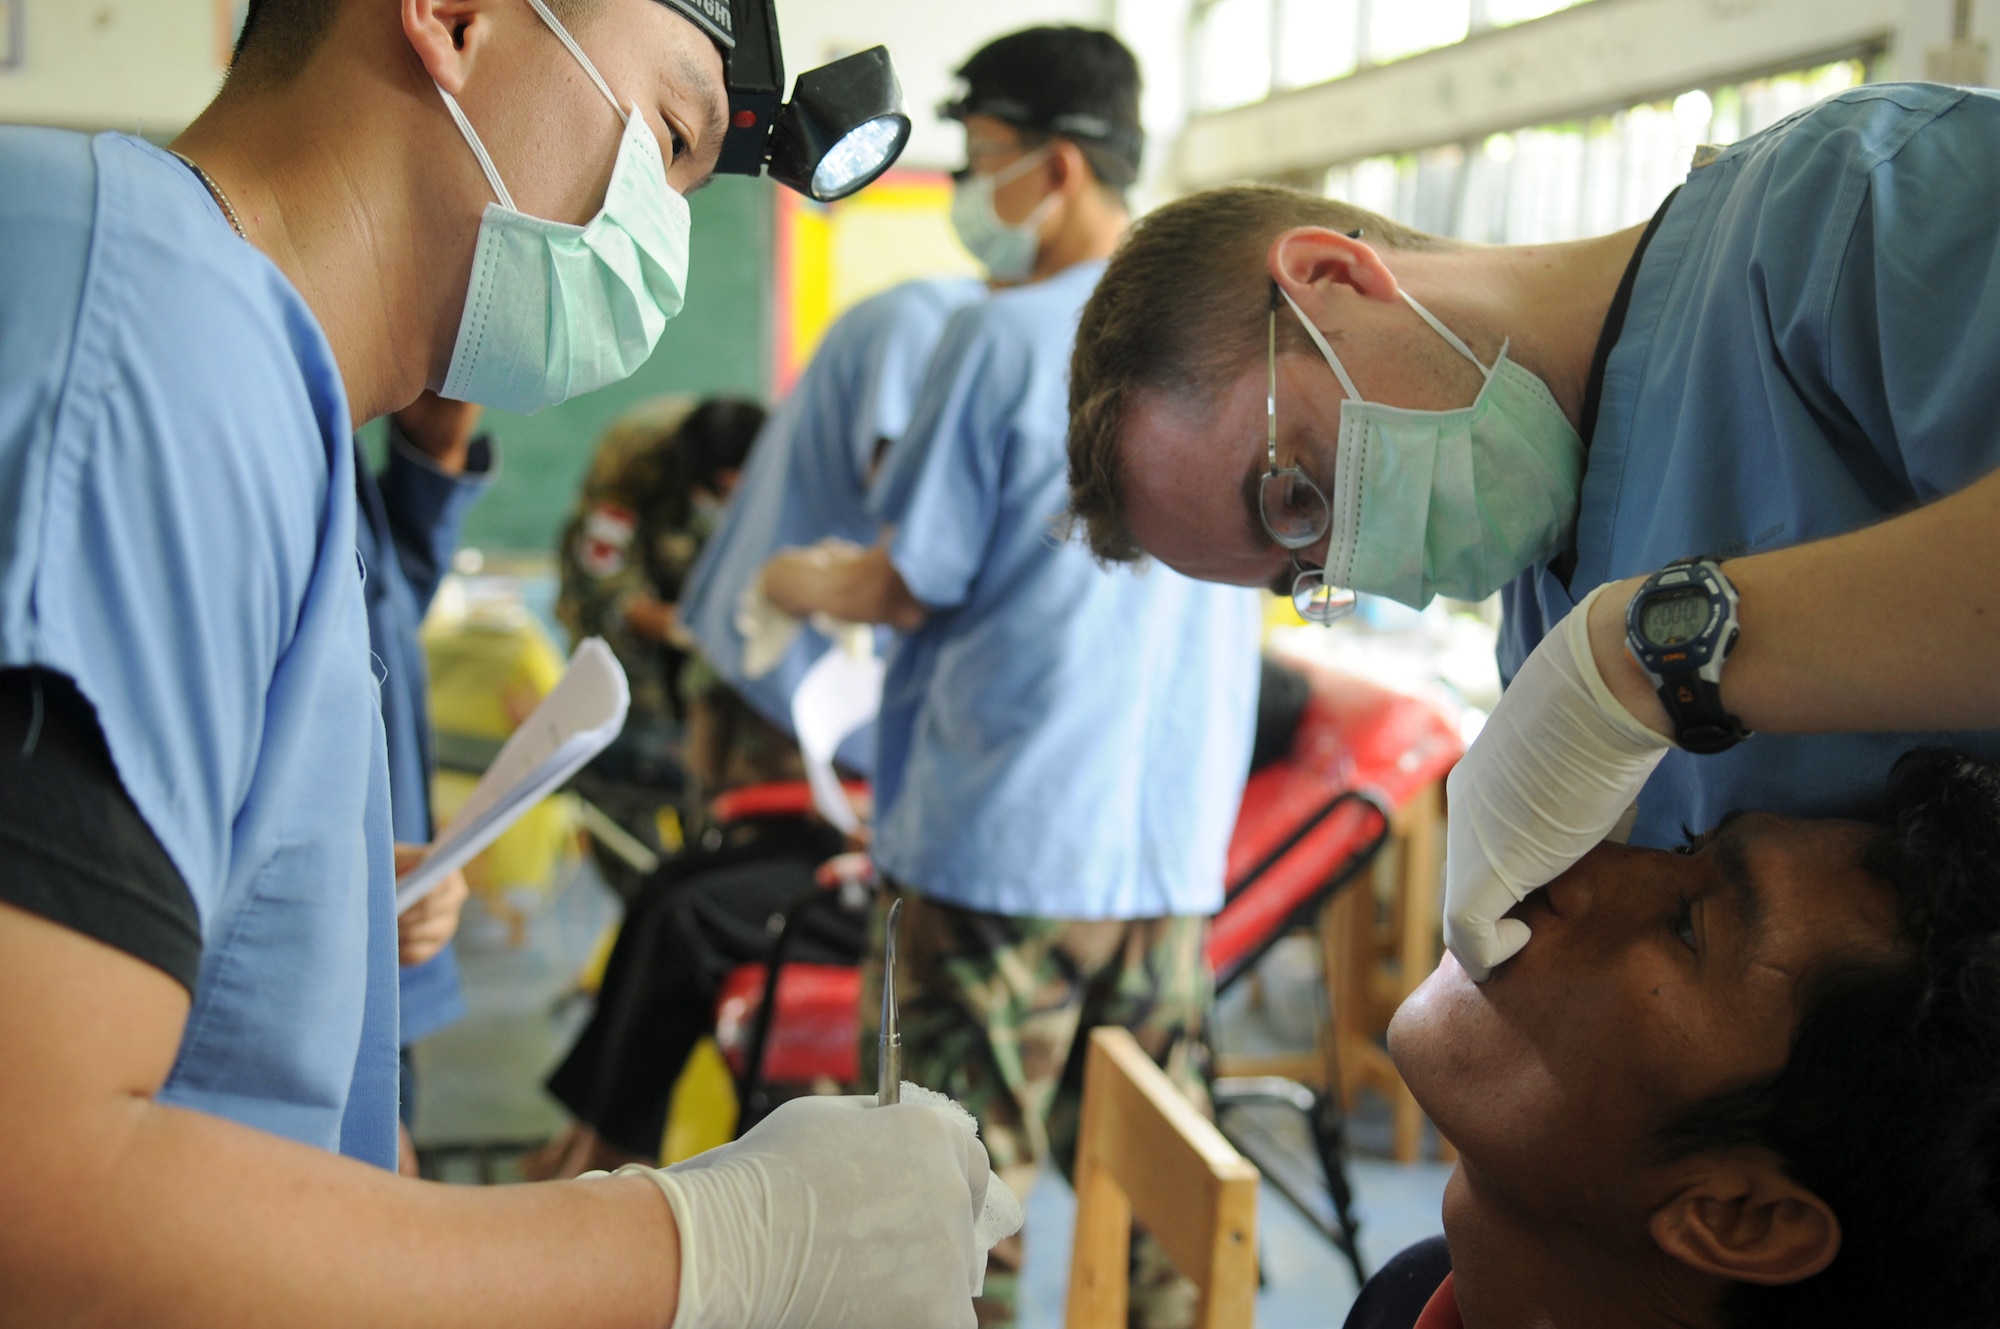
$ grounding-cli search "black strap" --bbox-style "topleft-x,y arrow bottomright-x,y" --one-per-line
1552,186 -> 1680,589
1654,671 -> 1749,755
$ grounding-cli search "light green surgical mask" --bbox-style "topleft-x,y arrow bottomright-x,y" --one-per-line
436,0 -> 691,416
949,145 -> 1056,283
1279,286 -> 1582,609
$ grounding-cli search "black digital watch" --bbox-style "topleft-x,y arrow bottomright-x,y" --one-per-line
1623,556 -> 1750,755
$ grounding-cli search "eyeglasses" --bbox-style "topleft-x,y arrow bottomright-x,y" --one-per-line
1258,303 -> 1356,625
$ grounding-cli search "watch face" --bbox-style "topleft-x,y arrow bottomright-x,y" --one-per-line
1640,589 -> 1709,647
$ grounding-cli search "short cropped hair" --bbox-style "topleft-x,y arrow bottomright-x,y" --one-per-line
949,26 -> 1144,195
1065,185 -> 1450,564
230,0 -> 602,86
1657,748 -> 2000,1328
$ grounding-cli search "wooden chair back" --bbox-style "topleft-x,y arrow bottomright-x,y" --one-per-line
1066,1027 -> 1260,1329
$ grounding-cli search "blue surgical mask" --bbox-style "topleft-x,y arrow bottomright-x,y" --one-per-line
1281,286 -> 1583,608
949,145 -> 1057,283
435,0 -> 691,416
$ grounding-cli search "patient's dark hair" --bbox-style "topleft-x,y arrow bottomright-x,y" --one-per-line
1656,748 -> 2000,1328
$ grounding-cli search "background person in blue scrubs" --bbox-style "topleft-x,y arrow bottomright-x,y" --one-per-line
680,273 -> 984,775
761,28 -> 1263,1328
526,274 -> 983,1182
1063,83 -> 2000,976
0,0 -> 1014,1325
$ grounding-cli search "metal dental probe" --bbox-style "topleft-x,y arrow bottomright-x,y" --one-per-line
877,897 -> 903,1106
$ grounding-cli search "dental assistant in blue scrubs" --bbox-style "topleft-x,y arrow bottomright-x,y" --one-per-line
763,28 -> 1263,1327
0,1 -> 1014,1325
678,274 -> 983,771
1068,82 -> 2000,986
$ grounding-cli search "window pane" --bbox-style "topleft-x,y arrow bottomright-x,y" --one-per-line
1276,0 -> 1361,89
1735,60 -> 1866,138
1328,155 -> 1403,221
1321,57 -> 1872,248
1193,0 -> 1274,112
1368,0 -> 1471,64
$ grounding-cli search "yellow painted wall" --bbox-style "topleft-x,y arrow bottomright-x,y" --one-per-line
775,170 -> 980,390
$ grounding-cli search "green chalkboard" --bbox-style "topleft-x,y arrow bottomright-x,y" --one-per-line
366,177 -> 776,557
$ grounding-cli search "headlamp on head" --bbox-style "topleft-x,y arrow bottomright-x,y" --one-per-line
660,0 -> 911,202
937,87 -> 1144,189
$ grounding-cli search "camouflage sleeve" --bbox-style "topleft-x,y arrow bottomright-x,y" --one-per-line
557,497 -> 654,664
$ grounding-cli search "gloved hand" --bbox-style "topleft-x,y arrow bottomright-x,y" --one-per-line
611,1086 -> 1023,1329
1444,583 -> 1673,980
739,539 -> 871,678
735,582 -> 801,679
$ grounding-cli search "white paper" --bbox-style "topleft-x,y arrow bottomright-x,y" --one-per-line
396,637 -> 629,913
789,632 -> 884,836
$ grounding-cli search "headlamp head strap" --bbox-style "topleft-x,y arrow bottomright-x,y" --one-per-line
653,0 -> 735,49
939,92 -> 1144,167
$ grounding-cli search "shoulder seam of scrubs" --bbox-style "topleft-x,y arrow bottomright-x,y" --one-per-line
1811,98 -> 1960,395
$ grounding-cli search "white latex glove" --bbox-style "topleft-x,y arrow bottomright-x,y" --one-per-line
739,539 -> 873,679
1444,583 -> 1673,980
610,1085 -> 1023,1329
735,582 -> 802,679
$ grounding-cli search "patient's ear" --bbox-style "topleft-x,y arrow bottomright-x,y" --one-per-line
1649,1151 -> 1840,1286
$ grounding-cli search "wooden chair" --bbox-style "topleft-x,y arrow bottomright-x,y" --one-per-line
1067,1028 -> 1261,1329
1326,777 -> 1456,1164
1212,775 -> 1455,1165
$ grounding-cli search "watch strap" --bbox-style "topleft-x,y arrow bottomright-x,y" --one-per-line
1654,671 -> 1749,754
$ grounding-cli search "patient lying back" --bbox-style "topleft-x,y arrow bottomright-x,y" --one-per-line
1352,747 -> 2000,1329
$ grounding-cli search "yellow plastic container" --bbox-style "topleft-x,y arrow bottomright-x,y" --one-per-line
661,1038 -> 740,1164
424,608 -> 578,900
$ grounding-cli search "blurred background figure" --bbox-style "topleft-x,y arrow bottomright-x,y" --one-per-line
528,272 -> 981,1182
555,397 -> 769,883
679,274 -> 984,780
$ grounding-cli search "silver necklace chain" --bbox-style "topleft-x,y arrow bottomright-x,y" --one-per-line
170,150 -> 248,241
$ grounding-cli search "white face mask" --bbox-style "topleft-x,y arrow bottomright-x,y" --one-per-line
949,144 -> 1057,283
434,0 -> 691,416
1281,286 -> 1584,608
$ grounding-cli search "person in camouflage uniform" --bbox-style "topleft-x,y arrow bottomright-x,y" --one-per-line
857,893 -> 1210,1327
556,396 -> 760,733
556,396 -> 799,808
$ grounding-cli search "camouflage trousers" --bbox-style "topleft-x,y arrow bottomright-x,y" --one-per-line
858,885 -> 1212,1329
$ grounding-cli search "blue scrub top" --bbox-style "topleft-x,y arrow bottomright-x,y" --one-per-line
1500,84 -> 2000,846
680,277 -> 983,772
0,127 -> 400,1167
356,429 -> 492,1046
871,261 -> 1264,920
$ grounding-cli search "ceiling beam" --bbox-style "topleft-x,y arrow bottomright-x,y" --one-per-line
1172,0 -> 1902,188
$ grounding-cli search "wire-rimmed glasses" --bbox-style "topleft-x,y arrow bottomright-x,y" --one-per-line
1258,303 -> 1356,625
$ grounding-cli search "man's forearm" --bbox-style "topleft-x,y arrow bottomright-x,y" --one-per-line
0,905 -> 678,1329
762,545 -> 927,631
1589,465 -> 2000,736
11,1099 -> 679,1329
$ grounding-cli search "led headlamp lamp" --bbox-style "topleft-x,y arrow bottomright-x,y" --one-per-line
656,0 -> 912,201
